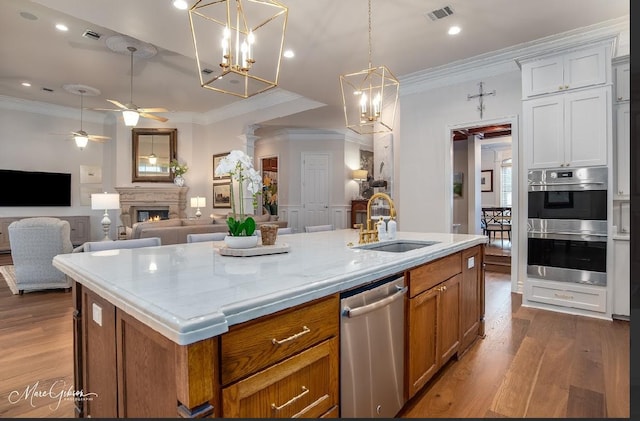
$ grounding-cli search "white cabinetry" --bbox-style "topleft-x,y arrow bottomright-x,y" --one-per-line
521,45 -> 608,98
613,57 -> 630,102
524,86 -> 610,169
614,102 -> 630,198
612,237 -> 630,318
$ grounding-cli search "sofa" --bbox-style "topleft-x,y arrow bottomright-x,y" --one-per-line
128,214 -> 287,245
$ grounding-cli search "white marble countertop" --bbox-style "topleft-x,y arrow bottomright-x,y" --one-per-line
53,230 -> 487,345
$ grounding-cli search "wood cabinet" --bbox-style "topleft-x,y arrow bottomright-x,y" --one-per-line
520,45 -> 608,98
221,294 -> 340,418
523,86 -> 610,169
406,253 -> 465,400
460,245 -> 484,353
612,238 -> 630,318
0,215 -> 90,251
350,199 -> 368,228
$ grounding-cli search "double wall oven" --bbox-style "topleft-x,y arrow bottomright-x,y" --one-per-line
527,167 -> 607,286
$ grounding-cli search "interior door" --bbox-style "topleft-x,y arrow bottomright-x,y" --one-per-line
302,153 -> 330,228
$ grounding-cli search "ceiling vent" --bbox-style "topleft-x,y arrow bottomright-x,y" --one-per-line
82,29 -> 102,40
42,87 -> 54,93
426,5 -> 454,21
201,68 -> 214,75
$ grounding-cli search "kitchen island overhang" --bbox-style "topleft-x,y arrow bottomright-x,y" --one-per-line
53,230 -> 488,346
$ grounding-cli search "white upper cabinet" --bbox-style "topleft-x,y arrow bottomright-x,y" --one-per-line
613,56 -> 630,103
521,45 -> 609,98
524,86 -> 610,169
614,102 -> 630,198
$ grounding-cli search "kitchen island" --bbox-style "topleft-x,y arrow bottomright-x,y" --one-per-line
53,230 -> 487,418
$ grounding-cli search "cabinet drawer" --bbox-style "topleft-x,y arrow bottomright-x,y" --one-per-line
408,252 -> 461,297
222,337 -> 339,418
526,279 -> 606,313
221,294 -> 339,385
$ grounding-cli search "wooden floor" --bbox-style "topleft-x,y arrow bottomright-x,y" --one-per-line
0,255 -> 629,418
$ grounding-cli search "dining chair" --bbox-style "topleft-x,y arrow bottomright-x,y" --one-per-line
187,232 -> 227,243
304,224 -> 334,233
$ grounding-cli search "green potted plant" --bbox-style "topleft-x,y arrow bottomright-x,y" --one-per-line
214,150 -> 263,248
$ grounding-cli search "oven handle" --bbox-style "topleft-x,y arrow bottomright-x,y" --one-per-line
342,286 -> 407,318
528,181 -> 606,187
527,230 -> 607,237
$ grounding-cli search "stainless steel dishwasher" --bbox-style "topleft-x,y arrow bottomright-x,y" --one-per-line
340,274 -> 406,418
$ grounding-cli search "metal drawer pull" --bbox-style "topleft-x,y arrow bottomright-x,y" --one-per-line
554,293 -> 574,300
272,326 -> 311,345
271,386 -> 309,411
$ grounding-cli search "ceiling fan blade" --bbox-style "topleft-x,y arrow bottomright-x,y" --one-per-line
88,134 -> 111,141
88,137 -> 110,143
139,112 -> 168,123
137,107 -> 168,113
90,107 -> 121,111
107,99 -> 128,109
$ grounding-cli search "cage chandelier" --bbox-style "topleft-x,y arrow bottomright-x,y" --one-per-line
340,0 -> 399,135
189,0 -> 288,99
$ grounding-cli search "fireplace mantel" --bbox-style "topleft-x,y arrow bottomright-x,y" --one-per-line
115,186 -> 189,227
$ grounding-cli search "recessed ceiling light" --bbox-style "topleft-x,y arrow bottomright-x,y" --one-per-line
448,26 -> 461,35
283,49 -> 294,58
21,82 -> 31,87
173,0 -> 188,10
55,23 -> 69,31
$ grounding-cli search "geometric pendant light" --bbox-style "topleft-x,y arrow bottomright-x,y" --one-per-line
340,0 -> 399,135
188,0 -> 289,98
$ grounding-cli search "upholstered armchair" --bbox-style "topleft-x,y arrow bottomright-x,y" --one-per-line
8,217 -> 74,294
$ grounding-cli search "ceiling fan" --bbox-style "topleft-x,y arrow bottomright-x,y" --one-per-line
94,42 -> 168,126
55,84 -> 110,149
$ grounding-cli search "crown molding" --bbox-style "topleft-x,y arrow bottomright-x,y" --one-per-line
400,16 -> 629,96
200,88 -> 325,126
0,94 -> 109,124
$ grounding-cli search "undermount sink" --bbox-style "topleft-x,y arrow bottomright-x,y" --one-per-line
355,240 -> 440,253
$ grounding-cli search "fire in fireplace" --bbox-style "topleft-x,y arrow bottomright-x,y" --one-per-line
137,209 -> 170,223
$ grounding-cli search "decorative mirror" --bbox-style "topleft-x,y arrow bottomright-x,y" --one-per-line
132,128 -> 177,182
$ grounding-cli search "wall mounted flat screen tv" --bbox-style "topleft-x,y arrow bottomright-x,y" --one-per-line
0,169 -> 72,206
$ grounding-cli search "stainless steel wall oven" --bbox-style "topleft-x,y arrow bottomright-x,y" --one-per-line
527,167 -> 607,286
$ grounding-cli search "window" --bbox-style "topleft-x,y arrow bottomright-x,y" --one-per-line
500,158 -> 512,207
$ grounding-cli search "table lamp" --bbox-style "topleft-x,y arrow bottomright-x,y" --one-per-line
91,192 -> 120,241
352,169 -> 368,198
190,196 -> 206,218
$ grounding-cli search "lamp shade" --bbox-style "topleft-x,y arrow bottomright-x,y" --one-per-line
91,193 -> 120,210
352,169 -> 368,181
190,196 -> 206,208
122,110 -> 140,126
74,134 -> 89,149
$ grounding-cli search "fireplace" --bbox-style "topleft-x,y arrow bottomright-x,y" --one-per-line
134,207 -> 170,223
115,186 -> 189,227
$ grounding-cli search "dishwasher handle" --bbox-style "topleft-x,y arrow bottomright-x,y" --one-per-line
342,285 -> 407,318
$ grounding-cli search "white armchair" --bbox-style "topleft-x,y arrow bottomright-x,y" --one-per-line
8,217 -> 73,294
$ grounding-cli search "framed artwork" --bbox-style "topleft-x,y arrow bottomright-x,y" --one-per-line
481,169 -> 493,192
213,182 -> 231,208
79,165 -> 102,184
359,150 -> 374,178
453,172 -> 463,198
213,152 -> 231,179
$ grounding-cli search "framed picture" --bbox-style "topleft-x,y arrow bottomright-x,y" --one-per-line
213,152 -> 231,179
480,169 -> 493,192
213,182 -> 232,208
453,172 -> 463,198
79,165 -> 102,184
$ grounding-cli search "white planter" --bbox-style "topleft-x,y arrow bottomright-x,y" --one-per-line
224,234 -> 258,249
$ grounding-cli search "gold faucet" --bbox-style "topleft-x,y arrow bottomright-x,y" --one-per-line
357,192 -> 397,244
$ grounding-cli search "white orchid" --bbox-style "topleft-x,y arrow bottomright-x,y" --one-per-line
214,150 -> 264,236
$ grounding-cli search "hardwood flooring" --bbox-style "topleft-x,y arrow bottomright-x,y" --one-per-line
0,254 -> 629,418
